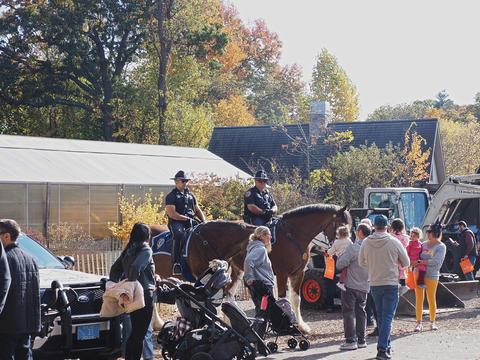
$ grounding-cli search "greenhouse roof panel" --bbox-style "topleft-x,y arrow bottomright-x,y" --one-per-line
0,135 -> 251,185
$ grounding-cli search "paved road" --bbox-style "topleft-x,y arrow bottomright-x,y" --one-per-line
259,329 -> 480,360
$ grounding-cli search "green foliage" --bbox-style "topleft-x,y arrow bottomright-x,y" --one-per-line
0,0 -> 149,141
313,144 -> 399,206
310,48 -> 360,122
366,100 -> 435,121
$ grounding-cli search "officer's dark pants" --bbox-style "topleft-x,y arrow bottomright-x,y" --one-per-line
0,334 -> 33,360
250,216 -> 267,226
169,221 -> 188,265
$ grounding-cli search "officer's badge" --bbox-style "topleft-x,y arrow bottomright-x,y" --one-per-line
244,191 -> 251,198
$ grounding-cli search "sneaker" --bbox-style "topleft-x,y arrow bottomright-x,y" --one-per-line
430,322 -> 438,331
340,341 -> 358,351
337,283 -> 347,291
357,341 -> 367,348
418,283 -> 426,289
367,327 -> 378,337
376,349 -> 391,360
414,322 -> 422,332
172,263 -> 182,275
399,285 -> 409,296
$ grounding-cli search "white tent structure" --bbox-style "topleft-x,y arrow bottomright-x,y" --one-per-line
0,135 -> 250,239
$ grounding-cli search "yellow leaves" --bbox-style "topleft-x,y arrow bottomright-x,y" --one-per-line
399,126 -> 431,186
216,40 -> 247,72
439,118 -> 480,176
214,95 -> 257,127
108,193 -> 166,244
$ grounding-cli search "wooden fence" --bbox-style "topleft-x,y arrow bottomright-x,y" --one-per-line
55,250 -> 122,277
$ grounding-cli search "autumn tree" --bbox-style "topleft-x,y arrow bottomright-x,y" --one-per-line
310,48 -> 359,122
214,95 -> 256,126
367,100 -> 435,121
0,0 -> 149,141
146,0 -> 228,144
397,125 -> 431,186
240,20 -> 307,124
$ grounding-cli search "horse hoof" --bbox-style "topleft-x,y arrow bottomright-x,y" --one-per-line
297,322 -> 311,334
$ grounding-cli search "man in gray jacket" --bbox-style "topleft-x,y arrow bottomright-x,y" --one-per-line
336,223 -> 372,351
359,215 -> 410,360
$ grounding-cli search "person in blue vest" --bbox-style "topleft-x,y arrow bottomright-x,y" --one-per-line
243,170 -> 277,226
165,170 -> 205,275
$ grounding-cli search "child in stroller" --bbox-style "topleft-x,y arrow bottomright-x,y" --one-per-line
157,260 -> 269,360
247,281 -> 310,353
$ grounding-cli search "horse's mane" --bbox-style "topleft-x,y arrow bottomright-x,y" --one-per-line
281,204 -> 340,220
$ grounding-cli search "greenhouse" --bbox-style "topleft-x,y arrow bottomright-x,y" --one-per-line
0,135 -> 250,240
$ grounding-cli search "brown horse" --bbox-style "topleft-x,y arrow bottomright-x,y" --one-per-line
151,221 -> 256,280
229,204 -> 350,333
151,204 -> 350,333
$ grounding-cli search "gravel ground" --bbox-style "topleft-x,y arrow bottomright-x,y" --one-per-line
152,296 -> 480,359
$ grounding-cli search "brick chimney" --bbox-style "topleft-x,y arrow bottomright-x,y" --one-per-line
309,101 -> 330,141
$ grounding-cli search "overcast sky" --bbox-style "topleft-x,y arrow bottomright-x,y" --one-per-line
229,0 -> 480,118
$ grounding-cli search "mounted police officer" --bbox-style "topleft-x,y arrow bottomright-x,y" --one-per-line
165,171 -> 205,275
243,170 -> 277,226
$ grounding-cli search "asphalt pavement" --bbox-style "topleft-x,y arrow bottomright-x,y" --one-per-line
259,329 -> 480,360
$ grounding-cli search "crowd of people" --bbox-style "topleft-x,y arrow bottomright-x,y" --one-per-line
0,169 -> 478,360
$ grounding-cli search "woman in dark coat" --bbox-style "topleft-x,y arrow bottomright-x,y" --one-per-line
110,223 -> 156,360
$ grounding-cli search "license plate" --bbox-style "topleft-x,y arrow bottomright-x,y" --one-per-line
77,324 -> 100,341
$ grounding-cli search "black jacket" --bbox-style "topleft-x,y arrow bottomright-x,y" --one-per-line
110,243 -> 155,291
0,243 -> 41,334
0,242 -> 11,314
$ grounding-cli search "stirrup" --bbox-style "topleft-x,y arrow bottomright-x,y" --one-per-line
172,263 -> 182,275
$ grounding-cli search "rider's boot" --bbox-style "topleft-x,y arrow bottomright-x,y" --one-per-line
171,236 -> 183,275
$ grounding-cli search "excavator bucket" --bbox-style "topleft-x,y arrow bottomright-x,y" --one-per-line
396,282 -> 466,316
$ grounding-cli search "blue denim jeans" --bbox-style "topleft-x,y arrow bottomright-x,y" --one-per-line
370,285 -> 399,351
464,255 -> 477,281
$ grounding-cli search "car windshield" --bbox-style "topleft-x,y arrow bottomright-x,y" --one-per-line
17,235 -> 65,269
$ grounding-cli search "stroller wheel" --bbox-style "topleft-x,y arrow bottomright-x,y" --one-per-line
191,352 -> 214,360
267,342 -> 278,353
299,339 -> 310,351
287,338 -> 298,349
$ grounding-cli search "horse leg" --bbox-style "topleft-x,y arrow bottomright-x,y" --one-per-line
152,304 -> 164,331
226,265 -> 244,303
289,270 -> 311,334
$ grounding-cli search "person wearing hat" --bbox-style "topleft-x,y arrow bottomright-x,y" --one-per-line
359,215 -> 410,360
456,220 -> 477,280
165,171 -> 205,275
243,170 -> 277,226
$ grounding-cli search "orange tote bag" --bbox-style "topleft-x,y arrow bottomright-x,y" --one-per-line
406,268 -> 416,289
324,255 -> 335,280
460,257 -> 474,275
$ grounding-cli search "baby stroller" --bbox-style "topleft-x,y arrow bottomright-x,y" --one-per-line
247,281 -> 310,353
157,261 -> 269,360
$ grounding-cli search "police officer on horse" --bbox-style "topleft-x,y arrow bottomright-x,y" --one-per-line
243,170 -> 277,226
165,170 -> 206,275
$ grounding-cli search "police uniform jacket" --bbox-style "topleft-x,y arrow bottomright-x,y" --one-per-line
165,187 -> 197,224
243,186 -> 276,219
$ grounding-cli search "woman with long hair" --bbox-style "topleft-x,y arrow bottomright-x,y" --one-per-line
413,221 -> 446,332
110,222 -> 156,360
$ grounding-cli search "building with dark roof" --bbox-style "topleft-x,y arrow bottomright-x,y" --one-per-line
208,111 -> 446,185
